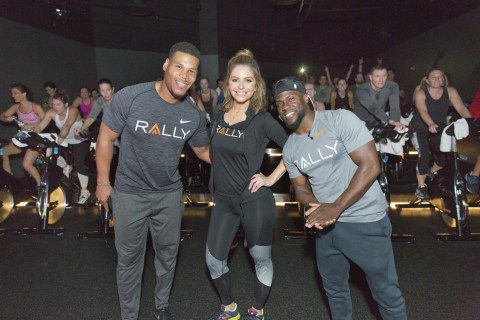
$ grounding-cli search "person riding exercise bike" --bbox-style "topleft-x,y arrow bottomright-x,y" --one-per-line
24,91 -> 91,204
409,68 -> 472,200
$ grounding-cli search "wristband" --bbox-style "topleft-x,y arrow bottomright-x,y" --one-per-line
58,134 -> 66,139
97,182 -> 111,186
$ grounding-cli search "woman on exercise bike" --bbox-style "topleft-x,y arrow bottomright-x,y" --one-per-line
0,84 -> 45,174
70,86 -> 97,119
206,49 -> 288,320
24,91 -> 91,204
409,68 -> 472,200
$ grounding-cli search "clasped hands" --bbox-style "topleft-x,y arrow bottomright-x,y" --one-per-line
305,202 -> 342,229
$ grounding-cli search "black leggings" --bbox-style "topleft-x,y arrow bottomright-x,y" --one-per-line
206,189 -> 276,309
71,141 -> 90,176
410,131 -> 446,175
58,141 -> 90,176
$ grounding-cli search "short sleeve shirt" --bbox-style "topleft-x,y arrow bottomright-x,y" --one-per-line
283,110 -> 387,222
102,82 -> 209,193
315,85 -> 334,103
88,94 -> 112,120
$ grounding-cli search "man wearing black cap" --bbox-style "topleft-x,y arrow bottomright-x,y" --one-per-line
274,77 -> 407,320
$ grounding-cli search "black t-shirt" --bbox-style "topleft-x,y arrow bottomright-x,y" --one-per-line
211,115 -> 249,196
102,81 -> 209,193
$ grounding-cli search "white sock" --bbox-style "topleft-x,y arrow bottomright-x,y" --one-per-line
57,156 -> 67,168
78,173 -> 89,189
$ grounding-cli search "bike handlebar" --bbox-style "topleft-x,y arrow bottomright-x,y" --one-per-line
371,123 -> 407,143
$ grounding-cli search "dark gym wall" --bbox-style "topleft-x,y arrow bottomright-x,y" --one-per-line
0,17 -> 98,176
377,6 -> 480,101
0,17 -> 98,138
94,47 -> 168,90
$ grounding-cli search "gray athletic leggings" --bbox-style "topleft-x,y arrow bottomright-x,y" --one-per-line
206,189 -> 276,309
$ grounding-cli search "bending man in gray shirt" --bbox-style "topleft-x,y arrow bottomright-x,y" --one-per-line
275,77 -> 407,320
353,64 -> 405,131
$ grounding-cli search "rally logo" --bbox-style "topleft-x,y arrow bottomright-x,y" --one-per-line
294,141 -> 338,170
216,125 -> 244,138
135,120 -> 190,139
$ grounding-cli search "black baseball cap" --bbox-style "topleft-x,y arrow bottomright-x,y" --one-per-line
273,77 -> 315,111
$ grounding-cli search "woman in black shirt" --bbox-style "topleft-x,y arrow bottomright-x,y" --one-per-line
409,68 -> 471,200
206,49 -> 288,320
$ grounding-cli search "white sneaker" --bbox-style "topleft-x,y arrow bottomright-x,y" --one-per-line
63,165 -> 73,178
78,190 -> 91,204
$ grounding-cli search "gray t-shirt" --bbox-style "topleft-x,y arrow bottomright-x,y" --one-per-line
87,93 -> 114,120
102,82 -> 209,193
353,81 -> 400,129
314,85 -> 334,103
283,110 -> 387,223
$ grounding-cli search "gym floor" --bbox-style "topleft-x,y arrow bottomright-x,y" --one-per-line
1,194 -> 480,320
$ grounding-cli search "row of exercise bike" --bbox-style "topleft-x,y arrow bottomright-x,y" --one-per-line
1,116 -> 480,243
284,116 -> 480,243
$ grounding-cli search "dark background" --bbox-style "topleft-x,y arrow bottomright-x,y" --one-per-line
1,0 -> 480,140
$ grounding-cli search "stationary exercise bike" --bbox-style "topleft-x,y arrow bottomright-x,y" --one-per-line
77,129 -> 117,239
13,131 -> 67,235
431,120 -> 480,242
371,123 -> 416,244
0,138 -> 12,235
0,137 -> 47,234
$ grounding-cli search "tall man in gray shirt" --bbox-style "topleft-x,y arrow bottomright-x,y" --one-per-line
96,42 -> 210,320
274,77 -> 407,320
354,64 -> 405,131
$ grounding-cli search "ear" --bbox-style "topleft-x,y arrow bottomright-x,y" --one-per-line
303,93 -> 310,105
163,58 -> 170,72
111,87 -> 115,93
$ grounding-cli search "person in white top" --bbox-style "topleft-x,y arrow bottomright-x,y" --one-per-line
25,91 -> 91,204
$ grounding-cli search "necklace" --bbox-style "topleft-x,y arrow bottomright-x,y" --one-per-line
232,107 -> 243,119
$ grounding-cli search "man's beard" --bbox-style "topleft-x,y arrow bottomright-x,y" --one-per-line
168,86 -> 187,101
284,108 -> 306,131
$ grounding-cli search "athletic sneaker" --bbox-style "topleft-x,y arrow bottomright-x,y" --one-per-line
154,306 -> 172,320
78,190 -> 90,205
63,165 -> 73,178
209,305 -> 240,320
244,308 -> 264,320
465,172 -> 479,194
415,185 -> 430,200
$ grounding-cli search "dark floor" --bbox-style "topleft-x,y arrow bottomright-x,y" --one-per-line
1,194 -> 480,320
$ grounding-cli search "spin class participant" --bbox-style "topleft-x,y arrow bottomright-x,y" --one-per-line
188,85 -> 207,117
25,91 -> 91,204
275,77 -> 407,320
465,87 -> 480,194
330,78 -> 354,110
353,64 -> 404,131
91,89 -> 100,100
206,49 -> 288,320
71,86 -> 96,119
74,78 -> 115,135
0,84 -> 45,174
200,76 -> 219,120
42,81 -> 57,112
96,42 -> 210,320
305,83 -> 325,111
409,68 -> 472,200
